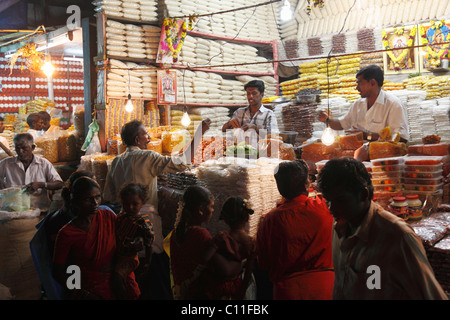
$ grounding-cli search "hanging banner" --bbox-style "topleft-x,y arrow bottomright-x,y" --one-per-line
157,70 -> 177,104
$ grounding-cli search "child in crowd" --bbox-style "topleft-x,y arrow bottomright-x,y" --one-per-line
209,196 -> 257,300
113,183 -> 154,300
169,185 -> 242,300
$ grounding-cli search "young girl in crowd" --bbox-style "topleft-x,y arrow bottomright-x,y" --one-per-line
211,196 -> 257,300
169,185 -> 242,300
113,183 -> 154,300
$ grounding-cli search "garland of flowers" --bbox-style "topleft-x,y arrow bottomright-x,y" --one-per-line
419,19 -> 449,68
163,16 -> 196,62
8,43 -> 44,75
306,0 -> 325,15
382,26 -> 417,71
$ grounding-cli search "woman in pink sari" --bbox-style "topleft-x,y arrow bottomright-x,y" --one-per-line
52,176 -> 139,299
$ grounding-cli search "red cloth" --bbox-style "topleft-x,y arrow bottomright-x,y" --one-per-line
170,226 -> 213,299
256,195 -> 334,300
53,209 -> 140,300
203,232 -> 256,299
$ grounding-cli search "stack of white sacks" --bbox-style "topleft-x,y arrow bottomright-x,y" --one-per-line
434,98 -> 450,142
93,0 -> 158,22
163,0 -> 279,41
189,107 -> 231,136
179,35 -> 274,74
105,20 -> 161,60
107,59 -> 158,99
176,70 -> 247,105
195,157 -> 283,237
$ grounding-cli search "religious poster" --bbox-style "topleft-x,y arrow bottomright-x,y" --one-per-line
157,69 -> 177,104
418,19 -> 450,71
382,25 -> 419,75
156,18 -> 189,64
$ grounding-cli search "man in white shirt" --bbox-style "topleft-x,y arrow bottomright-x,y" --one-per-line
103,118 -> 210,299
222,80 -> 278,148
317,157 -> 447,300
0,133 -> 64,212
318,64 -> 409,142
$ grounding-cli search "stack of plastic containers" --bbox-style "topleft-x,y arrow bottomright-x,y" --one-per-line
370,156 -> 405,210
403,156 -> 445,214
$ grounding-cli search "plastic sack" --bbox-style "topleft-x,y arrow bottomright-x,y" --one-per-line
0,187 -> 31,212
85,132 -> 102,155
81,119 -> 99,152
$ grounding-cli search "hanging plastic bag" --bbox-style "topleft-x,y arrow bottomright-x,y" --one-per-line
85,132 -> 102,155
81,119 -> 100,152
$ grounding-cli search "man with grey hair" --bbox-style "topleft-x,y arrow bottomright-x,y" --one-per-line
0,133 -> 63,211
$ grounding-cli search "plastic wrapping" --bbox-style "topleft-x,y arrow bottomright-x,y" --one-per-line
0,187 -> 30,212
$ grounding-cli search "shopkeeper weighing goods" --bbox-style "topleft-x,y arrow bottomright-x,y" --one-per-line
222,80 -> 278,148
0,133 -> 64,212
318,65 -> 409,143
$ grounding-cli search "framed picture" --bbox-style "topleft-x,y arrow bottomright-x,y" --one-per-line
382,26 -> 420,75
157,69 -> 177,105
418,20 -> 450,72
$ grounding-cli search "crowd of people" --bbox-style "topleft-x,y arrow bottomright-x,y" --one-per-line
26,153 -> 449,300
0,65 -> 448,300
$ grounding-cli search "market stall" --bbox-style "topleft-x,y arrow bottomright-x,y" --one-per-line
0,0 -> 449,299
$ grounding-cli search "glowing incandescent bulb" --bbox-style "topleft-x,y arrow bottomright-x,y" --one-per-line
125,94 -> 134,113
321,127 -> 335,146
280,0 -> 293,22
42,60 -> 55,77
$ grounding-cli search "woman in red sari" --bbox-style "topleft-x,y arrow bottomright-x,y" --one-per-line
52,176 -> 139,299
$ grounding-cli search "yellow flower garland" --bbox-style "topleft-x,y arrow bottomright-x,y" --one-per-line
382,26 -> 417,71
163,16 -> 196,62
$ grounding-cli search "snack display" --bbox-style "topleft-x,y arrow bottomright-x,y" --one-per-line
371,178 -> 402,186
371,156 -> 405,166
404,164 -> 443,172
371,164 -> 404,173
374,184 -> 403,192
404,184 -> 444,192
35,137 -> 58,163
403,170 -> 444,179
403,178 -> 443,185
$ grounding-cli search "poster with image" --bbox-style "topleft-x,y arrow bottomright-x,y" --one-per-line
418,20 -> 450,71
382,25 -> 419,75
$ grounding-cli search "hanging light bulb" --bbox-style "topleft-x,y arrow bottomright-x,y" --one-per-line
181,107 -> 191,127
321,126 -> 335,146
280,0 -> 293,22
125,94 -> 134,113
42,58 -> 55,77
